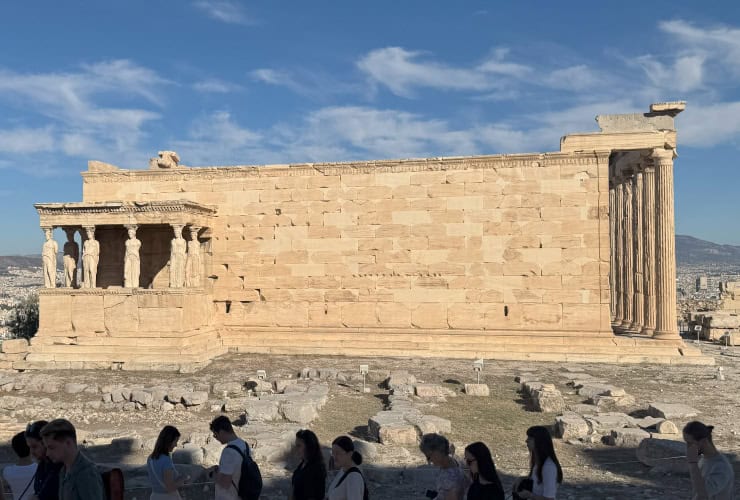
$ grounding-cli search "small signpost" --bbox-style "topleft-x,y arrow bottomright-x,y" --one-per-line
473,359 -> 484,384
359,364 -> 369,393
693,325 -> 702,344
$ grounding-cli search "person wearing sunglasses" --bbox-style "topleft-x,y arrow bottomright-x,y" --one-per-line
24,421 -> 60,500
463,442 -> 504,500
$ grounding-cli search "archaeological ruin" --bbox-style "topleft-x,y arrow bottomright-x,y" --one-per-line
12,101 -> 715,371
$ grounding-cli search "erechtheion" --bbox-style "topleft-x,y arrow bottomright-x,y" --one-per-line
22,101 -> 713,371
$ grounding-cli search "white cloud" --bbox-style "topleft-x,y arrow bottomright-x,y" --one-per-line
541,65 -> 605,91
659,20 -> 740,74
633,54 -> 706,93
173,111 -> 263,165
357,47 -> 493,97
173,105 -> 568,167
250,67 -> 362,100
476,47 -> 532,78
678,101 -> 740,147
192,1 -> 254,26
0,60 -> 168,170
193,78 -> 242,93
0,127 -> 55,154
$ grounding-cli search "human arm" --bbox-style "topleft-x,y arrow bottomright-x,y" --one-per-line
686,443 -> 709,499
162,468 -> 189,492
216,447 -> 239,491
519,462 -> 557,500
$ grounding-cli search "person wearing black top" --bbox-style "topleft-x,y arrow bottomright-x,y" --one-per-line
24,420 -> 61,500
464,442 -> 505,500
290,429 -> 327,500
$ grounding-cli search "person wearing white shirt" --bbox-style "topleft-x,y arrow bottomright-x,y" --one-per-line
326,436 -> 367,500
515,426 -> 563,500
684,421 -> 735,500
1,431 -> 38,500
210,416 -> 250,500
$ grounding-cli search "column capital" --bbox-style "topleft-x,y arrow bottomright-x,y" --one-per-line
652,148 -> 675,164
124,224 -> 138,232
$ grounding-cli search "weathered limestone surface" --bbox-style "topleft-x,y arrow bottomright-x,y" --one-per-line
28,101 -> 710,370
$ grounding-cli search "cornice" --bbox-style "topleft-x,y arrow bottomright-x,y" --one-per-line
80,152 -> 606,184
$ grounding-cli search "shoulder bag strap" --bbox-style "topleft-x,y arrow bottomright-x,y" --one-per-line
18,469 -> 37,500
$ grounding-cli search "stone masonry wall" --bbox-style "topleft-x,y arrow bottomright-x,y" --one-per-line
81,152 -> 611,338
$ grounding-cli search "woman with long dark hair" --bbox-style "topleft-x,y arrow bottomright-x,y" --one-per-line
147,426 -> 189,499
463,442 -> 504,500
24,420 -> 60,500
683,421 -> 735,499
290,429 -> 327,500
515,426 -> 562,500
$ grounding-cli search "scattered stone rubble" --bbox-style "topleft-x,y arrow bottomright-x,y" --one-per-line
514,370 -> 698,477
365,370 -> 456,445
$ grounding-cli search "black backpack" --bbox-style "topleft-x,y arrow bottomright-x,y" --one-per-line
227,444 -> 263,500
335,466 -> 369,500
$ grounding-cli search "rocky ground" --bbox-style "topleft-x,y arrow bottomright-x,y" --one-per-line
0,339 -> 738,499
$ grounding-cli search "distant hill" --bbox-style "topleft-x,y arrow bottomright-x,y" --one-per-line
0,255 -> 42,269
676,235 -> 740,267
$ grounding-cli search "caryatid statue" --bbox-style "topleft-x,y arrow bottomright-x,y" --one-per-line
82,226 -> 100,289
124,225 -> 141,288
169,225 -> 187,288
41,228 -> 58,288
185,226 -> 201,287
62,228 -> 79,288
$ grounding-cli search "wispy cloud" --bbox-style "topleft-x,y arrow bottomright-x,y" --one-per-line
0,60 -> 169,170
357,47 -> 494,97
250,67 -> 363,100
356,45 -> 611,100
192,1 -> 254,26
0,127 -> 55,154
192,78 -> 242,93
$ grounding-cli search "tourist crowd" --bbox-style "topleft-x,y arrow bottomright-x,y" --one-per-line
0,418 -> 734,500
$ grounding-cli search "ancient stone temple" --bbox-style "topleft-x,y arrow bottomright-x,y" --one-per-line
23,102 -> 712,371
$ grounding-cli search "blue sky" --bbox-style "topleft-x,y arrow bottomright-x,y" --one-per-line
1,1 -> 739,254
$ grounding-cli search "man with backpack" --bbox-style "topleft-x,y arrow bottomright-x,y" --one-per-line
209,416 -> 262,500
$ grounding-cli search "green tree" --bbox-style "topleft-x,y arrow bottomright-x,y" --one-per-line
8,293 -> 39,340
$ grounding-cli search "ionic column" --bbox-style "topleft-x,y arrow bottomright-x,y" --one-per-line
613,181 -> 624,327
653,148 -> 680,339
631,170 -> 644,332
609,181 -> 617,323
641,161 -> 657,335
622,176 -> 635,330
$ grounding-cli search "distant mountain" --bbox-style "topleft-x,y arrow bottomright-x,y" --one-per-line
676,235 -> 740,267
0,255 -> 42,269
